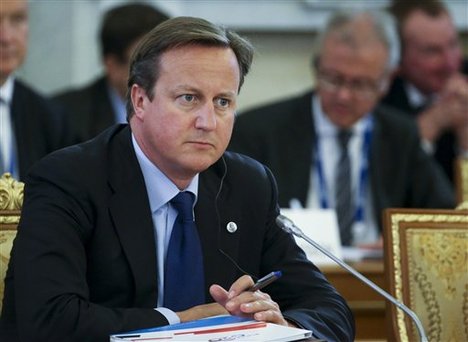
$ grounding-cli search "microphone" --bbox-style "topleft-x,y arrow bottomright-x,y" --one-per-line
276,214 -> 428,342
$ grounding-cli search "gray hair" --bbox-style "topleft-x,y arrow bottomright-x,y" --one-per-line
126,16 -> 254,119
314,9 -> 400,72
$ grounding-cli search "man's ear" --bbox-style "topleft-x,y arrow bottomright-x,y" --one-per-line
131,84 -> 147,120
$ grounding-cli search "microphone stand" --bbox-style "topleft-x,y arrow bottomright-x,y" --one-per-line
276,214 -> 428,342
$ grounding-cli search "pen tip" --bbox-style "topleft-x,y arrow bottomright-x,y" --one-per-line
274,271 -> 282,277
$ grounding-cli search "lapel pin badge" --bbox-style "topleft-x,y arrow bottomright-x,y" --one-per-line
226,221 -> 237,233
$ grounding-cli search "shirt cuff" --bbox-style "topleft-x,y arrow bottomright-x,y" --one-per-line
155,307 -> 180,325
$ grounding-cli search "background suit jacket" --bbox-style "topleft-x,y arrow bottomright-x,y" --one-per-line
10,80 -> 73,180
229,91 -> 455,231
0,125 -> 354,342
53,76 -> 117,143
380,60 -> 468,183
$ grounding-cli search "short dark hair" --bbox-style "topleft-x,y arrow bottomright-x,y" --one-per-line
388,0 -> 449,24
100,3 -> 169,62
387,0 -> 450,48
126,16 -> 254,119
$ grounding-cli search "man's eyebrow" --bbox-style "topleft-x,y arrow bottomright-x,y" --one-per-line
173,84 -> 198,92
217,91 -> 237,98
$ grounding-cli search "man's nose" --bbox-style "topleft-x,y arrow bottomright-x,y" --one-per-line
195,103 -> 217,130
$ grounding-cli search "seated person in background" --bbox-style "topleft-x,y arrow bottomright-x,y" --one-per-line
0,0 -> 72,180
229,10 -> 455,249
53,3 -> 168,142
0,16 -> 354,342
382,0 -> 468,183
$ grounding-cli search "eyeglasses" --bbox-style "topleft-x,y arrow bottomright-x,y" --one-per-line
316,69 -> 387,99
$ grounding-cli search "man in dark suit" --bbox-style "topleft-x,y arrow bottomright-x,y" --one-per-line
382,0 -> 468,183
53,3 -> 168,142
0,17 -> 354,341
229,10 -> 455,248
0,0 -> 71,180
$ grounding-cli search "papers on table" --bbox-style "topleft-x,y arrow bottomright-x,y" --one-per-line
110,315 -> 312,341
280,208 -> 342,265
341,246 -> 383,262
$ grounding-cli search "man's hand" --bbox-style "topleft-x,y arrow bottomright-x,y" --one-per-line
209,275 -> 293,327
176,302 -> 228,323
417,73 -> 468,145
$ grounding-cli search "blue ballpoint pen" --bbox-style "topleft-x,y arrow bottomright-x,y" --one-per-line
249,271 -> 282,291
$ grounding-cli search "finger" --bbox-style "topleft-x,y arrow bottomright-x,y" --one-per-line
227,274 -> 255,299
209,284 -> 229,306
224,289 -> 266,315
253,309 -> 288,326
239,296 -> 279,315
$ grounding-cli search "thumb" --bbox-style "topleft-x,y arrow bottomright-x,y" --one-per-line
209,284 -> 229,306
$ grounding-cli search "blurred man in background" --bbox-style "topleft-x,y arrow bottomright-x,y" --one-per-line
229,9 -> 454,248
382,0 -> 468,183
0,0 -> 70,180
53,3 -> 168,142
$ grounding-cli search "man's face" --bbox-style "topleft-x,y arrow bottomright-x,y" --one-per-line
0,0 -> 28,84
130,45 -> 239,186
400,10 -> 462,95
317,37 -> 389,128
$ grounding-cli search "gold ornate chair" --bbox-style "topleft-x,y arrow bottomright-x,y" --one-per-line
383,207 -> 468,342
0,173 -> 24,310
455,156 -> 468,204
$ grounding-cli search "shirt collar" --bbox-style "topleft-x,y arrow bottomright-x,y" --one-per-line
0,76 -> 15,104
131,134 -> 199,213
404,82 -> 434,108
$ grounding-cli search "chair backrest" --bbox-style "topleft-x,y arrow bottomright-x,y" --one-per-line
0,173 -> 24,310
383,207 -> 468,342
455,156 -> 468,204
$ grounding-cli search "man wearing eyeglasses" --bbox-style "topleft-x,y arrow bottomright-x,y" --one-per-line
229,10 -> 454,249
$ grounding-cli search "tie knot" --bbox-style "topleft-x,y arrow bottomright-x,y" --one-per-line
337,129 -> 352,149
171,191 -> 195,222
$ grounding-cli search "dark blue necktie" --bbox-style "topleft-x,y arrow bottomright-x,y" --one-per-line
335,129 -> 354,246
163,191 -> 205,311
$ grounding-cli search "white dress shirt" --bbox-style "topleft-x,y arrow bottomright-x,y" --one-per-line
0,76 -> 18,178
306,94 -> 379,245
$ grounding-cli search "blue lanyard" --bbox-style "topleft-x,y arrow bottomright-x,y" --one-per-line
314,116 -> 373,223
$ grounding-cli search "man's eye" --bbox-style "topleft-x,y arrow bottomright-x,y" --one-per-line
216,98 -> 230,108
182,94 -> 195,102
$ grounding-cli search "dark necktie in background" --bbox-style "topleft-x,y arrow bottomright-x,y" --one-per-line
335,129 -> 354,246
164,191 -> 205,311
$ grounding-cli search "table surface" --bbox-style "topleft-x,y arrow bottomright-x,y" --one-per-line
320,259 -> 387,340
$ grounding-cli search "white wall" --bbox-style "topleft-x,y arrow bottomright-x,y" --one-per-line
17,0 -> 467,112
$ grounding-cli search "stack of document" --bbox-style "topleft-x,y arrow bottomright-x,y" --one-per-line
110,315 -> 312,341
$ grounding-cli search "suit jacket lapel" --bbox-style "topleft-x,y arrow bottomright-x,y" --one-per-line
196,158 -> 241,295
107,127 -> 158,306
284,92 -> 315,206
368,109 -> 389,230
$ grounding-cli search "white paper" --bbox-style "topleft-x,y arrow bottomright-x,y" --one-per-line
280,208 -> 342,265
110,316 -> 311,341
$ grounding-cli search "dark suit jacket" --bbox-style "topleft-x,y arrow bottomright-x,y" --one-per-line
10,80 -> 72,180
53,76 -> 117,143
229,91 -> 455,230
381,60 -> 468,183
0,125 -> 354,342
